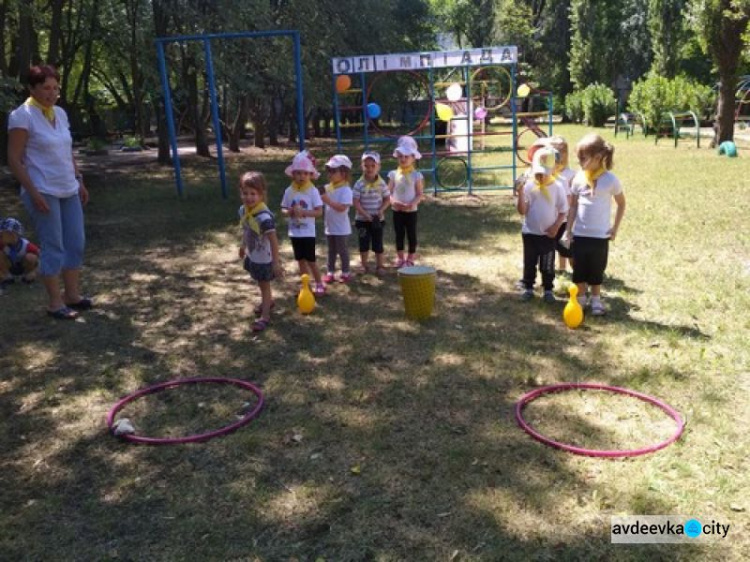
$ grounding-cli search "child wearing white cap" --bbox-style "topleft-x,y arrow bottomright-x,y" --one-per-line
321,154 -> 354,283
353,151 -> 390,275
516,147 -> 568,303
388,136 -> 424,267
280,151 -> 326,295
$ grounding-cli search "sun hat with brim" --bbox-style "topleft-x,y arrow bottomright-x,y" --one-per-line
325,155 -> 353,169
361,151 -> 381,164
0,217 -> 23,236
531,147 -> 558,175
285,151 -> 320,179
393,136 -> 422,159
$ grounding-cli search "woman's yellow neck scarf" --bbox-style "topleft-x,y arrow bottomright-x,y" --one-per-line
26,97 -> 55,123
583,167 -> 607,191
326,180 -> 348,193
243,201 -> 269,235
292,179 -> 314,192
534,175 -> 556,202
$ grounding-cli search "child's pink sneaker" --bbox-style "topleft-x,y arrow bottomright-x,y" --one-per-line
322,273 -> 335,283
313,283 -> 326,296
339,272 -> 353,283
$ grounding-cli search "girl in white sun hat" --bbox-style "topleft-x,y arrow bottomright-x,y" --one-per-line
321,154 -> 354,283
388,136 -> 424,267
281,150 -> 326,295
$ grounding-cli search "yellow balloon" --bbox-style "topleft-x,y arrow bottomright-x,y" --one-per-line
435,103 -> 454,122
517,83 -> 531,98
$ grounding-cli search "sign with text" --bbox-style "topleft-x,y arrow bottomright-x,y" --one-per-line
331,46 -> 517,75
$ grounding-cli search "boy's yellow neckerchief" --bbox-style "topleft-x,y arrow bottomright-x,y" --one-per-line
242,202 -> 269,236
326,180 -> 348,193
26,97 -> 55,122
583,167 -> 607,191
359,175 -> 382,190
291,179 -> 314,193
397,164 -> 415,176
534,175 -> 556,202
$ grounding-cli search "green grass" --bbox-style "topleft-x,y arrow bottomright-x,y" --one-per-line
1,125 -> 748,560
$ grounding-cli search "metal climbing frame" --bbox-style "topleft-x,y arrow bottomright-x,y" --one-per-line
331,46 -> 541,194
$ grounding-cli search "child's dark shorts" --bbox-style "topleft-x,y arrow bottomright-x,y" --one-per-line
244,257 -> 274,282
572,236 -> 609,285
291,237 -> 317,262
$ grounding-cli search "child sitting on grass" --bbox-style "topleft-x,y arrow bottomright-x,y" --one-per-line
0,217 -> 39,290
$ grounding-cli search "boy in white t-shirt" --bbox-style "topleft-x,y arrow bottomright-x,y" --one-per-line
516,147 -> 569,303
321,155 -> 354,283
281,151 -> 325,295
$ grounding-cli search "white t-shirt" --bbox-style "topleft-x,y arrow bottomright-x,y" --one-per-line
521,177 -> 568,235
323,184 -> 353,236
7,104 -> 79,198
571,171 -> 623,239
388,169 -> 423,211
281,184 -> 323,238
557,167 -> 576,196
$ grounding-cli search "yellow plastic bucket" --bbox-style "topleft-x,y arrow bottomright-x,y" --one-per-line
397,265 -> 436,320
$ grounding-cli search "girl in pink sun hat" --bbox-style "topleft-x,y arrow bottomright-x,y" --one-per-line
281,151 -> 326,295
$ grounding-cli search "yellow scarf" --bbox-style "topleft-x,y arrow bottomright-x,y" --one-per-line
26,97 -> 55,123
291,179 -> 314,193
397,165 -> 415,177
326,180 -> 348,193
583,167 -> 607,192
534,175 -> 556,202
359,175 -> 382,191
242,202 -> 269,236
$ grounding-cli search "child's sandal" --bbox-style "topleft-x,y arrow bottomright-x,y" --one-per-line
252,318 -> 270,332
253,301 -> 275,317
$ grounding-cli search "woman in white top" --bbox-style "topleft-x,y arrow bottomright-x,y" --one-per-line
7,65 -> 91,320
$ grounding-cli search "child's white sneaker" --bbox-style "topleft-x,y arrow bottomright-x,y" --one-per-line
590,298 -> 606,316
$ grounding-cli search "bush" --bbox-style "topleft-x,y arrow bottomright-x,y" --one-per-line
580,83 -> 617,127
564,90 -> 584,124
628,74 -> 716,131
565,84 -> 617,127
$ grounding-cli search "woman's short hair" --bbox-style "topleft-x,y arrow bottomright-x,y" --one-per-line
27,65 -> 61,88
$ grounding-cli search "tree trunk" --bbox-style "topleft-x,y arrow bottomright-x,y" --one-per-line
151,0 -> 171,165
184,53 -> 210,157
47,0 -> 63,65
228,95 -> 248,152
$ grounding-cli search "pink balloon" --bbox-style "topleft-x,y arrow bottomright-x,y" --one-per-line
474,106 -> 488,120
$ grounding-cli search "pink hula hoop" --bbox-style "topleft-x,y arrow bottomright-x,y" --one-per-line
515,383 -> 685,458
106,377 -> 264,445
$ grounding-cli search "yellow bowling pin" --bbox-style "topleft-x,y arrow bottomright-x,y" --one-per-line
563,284 -> 584,329
297,273 -> 316,314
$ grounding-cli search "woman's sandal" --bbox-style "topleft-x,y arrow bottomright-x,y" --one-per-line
47,306 -> 78,320
66,297 -> 93,311
252,318 -> 270,332
253,301 -> 275,316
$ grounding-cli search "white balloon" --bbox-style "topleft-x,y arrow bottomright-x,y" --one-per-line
446,83 -> 462,102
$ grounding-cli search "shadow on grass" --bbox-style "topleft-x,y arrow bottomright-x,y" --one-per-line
0,162 -> 723,560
